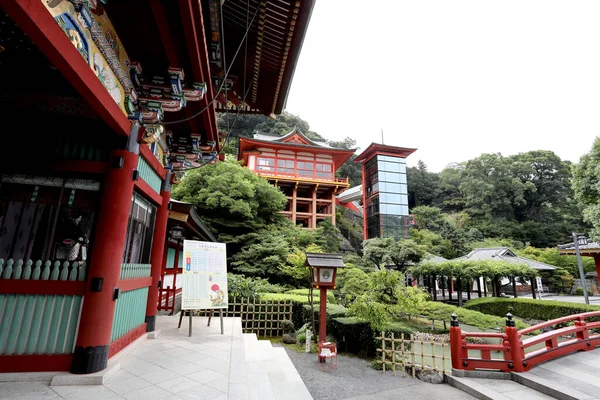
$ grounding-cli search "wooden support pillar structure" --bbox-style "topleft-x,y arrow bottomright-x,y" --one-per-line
312,185 -> 318,228
531,276 -> 537,299
483,278 -> 488,297
467,280 -> 471,300
292,183 -> 298,225
145,172 -> 172,332
476,277 -> 482,298
433,275 -> 437,301
512,277 -> 518,298
448,276 -> 453,301
71,133 -> 138,374
441,276 -> 446,299
457,277 -> 463,307
331,189 -> 336,225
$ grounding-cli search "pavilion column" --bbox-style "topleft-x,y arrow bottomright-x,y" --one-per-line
594,256 -> 600,281
292,184 -> 298,225
145,171 -> 172,332
331,189 -> 336,225
71,127 -> 138,374
312,185 -> 317,228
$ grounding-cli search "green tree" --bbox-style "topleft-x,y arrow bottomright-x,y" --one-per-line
407,160 -> 442,208
573,138 -> 600,241
362,237 -> 426,271
329,137 -> 361,186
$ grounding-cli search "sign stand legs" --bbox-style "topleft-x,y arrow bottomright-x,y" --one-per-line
189,311 -> 192,337
220,309 -> 224,335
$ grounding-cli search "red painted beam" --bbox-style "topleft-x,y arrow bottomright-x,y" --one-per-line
139,145 -> 167,180
183,0 -> 219,146
0,280 -> 85,296
135,180 -> 162,205
118,276 -> 153,292
0,354 -> 72,372
1,0 -> 131,137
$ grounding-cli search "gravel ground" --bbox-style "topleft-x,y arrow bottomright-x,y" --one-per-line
274,344 -> 475,400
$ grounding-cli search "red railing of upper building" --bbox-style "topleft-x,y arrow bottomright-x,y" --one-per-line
450,311 -> 600,373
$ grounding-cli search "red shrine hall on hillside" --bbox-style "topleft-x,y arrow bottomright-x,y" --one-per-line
238,130 -> 356,228
0,0 -> 314,374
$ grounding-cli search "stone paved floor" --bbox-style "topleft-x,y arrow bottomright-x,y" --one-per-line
0,316 -> 237,400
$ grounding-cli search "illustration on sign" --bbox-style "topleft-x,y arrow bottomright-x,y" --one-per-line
181,240 -> 228,310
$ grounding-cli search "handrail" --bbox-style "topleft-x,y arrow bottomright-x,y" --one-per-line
450,311 -> 600,373
519,310 -> 600,335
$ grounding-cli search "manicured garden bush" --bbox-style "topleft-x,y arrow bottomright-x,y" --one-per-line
464,297 -> 600,322
285,288 -> 336,303
575,287 -> 592,296
260,292 -> 322,304
420,301 -> 528,330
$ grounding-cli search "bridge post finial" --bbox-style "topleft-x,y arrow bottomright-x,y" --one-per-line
450,313 -> 459,327
506,313 -> 515,327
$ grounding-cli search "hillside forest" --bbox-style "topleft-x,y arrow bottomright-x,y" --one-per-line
172,111 -> 600,294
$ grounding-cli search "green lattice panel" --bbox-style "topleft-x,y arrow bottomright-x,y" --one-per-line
0,294 -> 82,355
111,287 -> 149,342
137,157 -> 162,194
120,263 -> 151,279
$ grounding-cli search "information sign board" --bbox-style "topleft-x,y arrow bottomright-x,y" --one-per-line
181,240 -> 228,310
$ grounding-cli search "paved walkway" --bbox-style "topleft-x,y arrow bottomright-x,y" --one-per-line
275,344 -> 475,400
0,316 -> 309,400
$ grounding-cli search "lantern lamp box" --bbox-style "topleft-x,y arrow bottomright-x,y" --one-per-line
181,240 -> 228,310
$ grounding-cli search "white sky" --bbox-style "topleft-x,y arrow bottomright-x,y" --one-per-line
284,1 -> 600,172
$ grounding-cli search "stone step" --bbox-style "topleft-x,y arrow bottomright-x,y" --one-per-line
512,371 -> 594,400
446,375 -> 556,400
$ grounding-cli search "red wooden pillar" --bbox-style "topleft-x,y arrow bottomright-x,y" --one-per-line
594,256 -> 600,280
449,314 -> 462,370
145,171 -> 171,332
505,313 -> 524,372
71,130 -> 138,374
318,287 -> 327,363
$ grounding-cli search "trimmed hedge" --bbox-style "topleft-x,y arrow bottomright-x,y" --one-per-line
284,288 -> 336,303
420,301 -> 528,330
261,292 -> 322,304
464,297 -> 600,321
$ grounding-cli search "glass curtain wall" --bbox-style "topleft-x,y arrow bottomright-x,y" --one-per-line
364,155 -> 410,239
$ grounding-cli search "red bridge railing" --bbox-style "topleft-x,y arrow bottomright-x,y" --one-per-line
450,311 -> 600,373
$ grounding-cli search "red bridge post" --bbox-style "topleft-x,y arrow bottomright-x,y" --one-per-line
505,313 -> 525,372
449,314 -> 463,370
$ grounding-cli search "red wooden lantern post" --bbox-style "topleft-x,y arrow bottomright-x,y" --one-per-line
305,253 -> 346,364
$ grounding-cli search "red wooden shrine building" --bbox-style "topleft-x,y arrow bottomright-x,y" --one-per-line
0,0 -> 314,374
238,130 -> 355,227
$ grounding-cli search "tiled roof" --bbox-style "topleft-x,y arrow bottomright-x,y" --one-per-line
455,247 -> 555,271
557,241 -> 600,251
305,253 -> 346,268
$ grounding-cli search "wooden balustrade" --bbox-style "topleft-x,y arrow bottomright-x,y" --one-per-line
0,259 -> 87,282
119,263 -> 152,280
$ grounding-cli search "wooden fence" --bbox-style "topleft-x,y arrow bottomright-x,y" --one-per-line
192,297 -> 294,337
377,332 -> 451,377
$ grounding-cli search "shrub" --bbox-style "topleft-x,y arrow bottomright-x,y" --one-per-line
575,287 -> 592,296
285,288 -> 335,303
420,301 -> 528,330
260,293 -> 322,304
228,273 -> 284,298
464,297 -> 600,322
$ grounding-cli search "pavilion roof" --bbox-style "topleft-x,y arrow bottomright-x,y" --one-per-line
454,247 -> 556,271
169,200 -> 216,243
354,143 -> 417,164
238,129 -> 356,167
557,240 -> 600,256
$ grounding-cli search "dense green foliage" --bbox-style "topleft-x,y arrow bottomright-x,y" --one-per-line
173,158 -> 342,283
362,237 -> 426,270
464,297 -> 600,322
410,260 -> 537,280
408,151 -> 587,248
419,301 -> 528,330
573,137 -> 600,241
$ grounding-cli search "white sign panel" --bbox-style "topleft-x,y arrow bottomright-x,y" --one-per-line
181,240 -> 228,310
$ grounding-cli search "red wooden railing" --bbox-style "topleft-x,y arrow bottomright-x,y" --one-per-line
450,311 -> 600,373
157,285 -> 181,314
